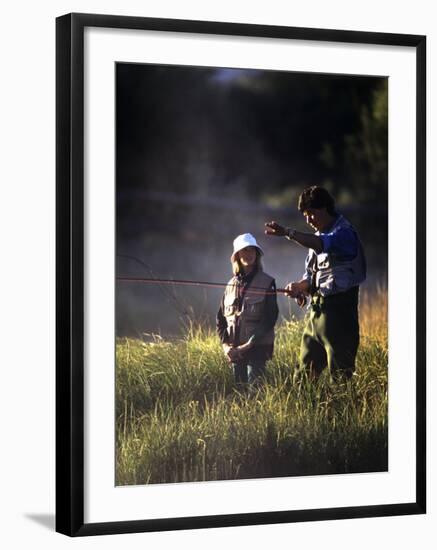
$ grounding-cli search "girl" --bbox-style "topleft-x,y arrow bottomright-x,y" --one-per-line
216,233 -> 278,387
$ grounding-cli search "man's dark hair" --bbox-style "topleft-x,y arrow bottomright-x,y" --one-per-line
298,186 -> 336,216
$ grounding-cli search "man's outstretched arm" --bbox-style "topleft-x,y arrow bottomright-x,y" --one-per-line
265,221 -> 323,253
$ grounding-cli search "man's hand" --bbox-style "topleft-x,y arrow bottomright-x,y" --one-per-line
285,280 -> 311,300
265,221 -> 287,237
295,294 -> 307,308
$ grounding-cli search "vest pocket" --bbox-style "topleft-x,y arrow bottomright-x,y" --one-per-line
242,295 -> 264,320
317,252 -> 330,269
239,322 -> 255,343
224,295 -> 237,317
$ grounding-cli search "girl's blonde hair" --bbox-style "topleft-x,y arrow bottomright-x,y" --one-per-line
232,248 -> 263,276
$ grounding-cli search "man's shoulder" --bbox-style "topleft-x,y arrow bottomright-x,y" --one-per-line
335,215 -> 356,231
324,216 -> 357,239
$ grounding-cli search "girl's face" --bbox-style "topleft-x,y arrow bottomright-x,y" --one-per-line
238,246 -> 257,269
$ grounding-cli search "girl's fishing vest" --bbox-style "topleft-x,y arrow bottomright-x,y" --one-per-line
223,270 -> 275,346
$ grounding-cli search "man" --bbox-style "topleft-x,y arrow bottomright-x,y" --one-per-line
265,186 -> 366,379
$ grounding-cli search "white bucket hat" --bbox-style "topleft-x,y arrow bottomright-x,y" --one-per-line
231,233 -> 264,262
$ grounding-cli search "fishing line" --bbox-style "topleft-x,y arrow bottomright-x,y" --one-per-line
117,254 -> 191,318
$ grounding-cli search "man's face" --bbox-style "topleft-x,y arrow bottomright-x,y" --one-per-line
302,208 -> 329,231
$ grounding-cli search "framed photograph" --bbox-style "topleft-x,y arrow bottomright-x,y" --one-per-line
56,13 -> 426,536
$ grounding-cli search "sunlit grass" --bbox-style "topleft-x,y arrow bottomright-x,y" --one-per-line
116,289 -> 388,485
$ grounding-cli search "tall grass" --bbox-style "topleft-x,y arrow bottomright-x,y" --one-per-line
116,289 -> 388,485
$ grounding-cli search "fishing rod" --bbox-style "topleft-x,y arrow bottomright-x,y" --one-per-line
116,275 -> 290,296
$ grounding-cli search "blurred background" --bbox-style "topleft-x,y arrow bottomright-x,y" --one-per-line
116,63 -> 388,338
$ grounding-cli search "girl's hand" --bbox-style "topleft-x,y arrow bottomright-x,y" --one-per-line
236,336 -> 255,354
223,344 -> 240,362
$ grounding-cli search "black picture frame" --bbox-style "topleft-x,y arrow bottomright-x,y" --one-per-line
56,12 -> 426,537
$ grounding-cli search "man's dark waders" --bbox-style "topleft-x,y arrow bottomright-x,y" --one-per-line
299,286 -> 360,379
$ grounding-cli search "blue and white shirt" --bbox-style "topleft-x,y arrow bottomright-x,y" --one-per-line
302,215 -> 366,296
